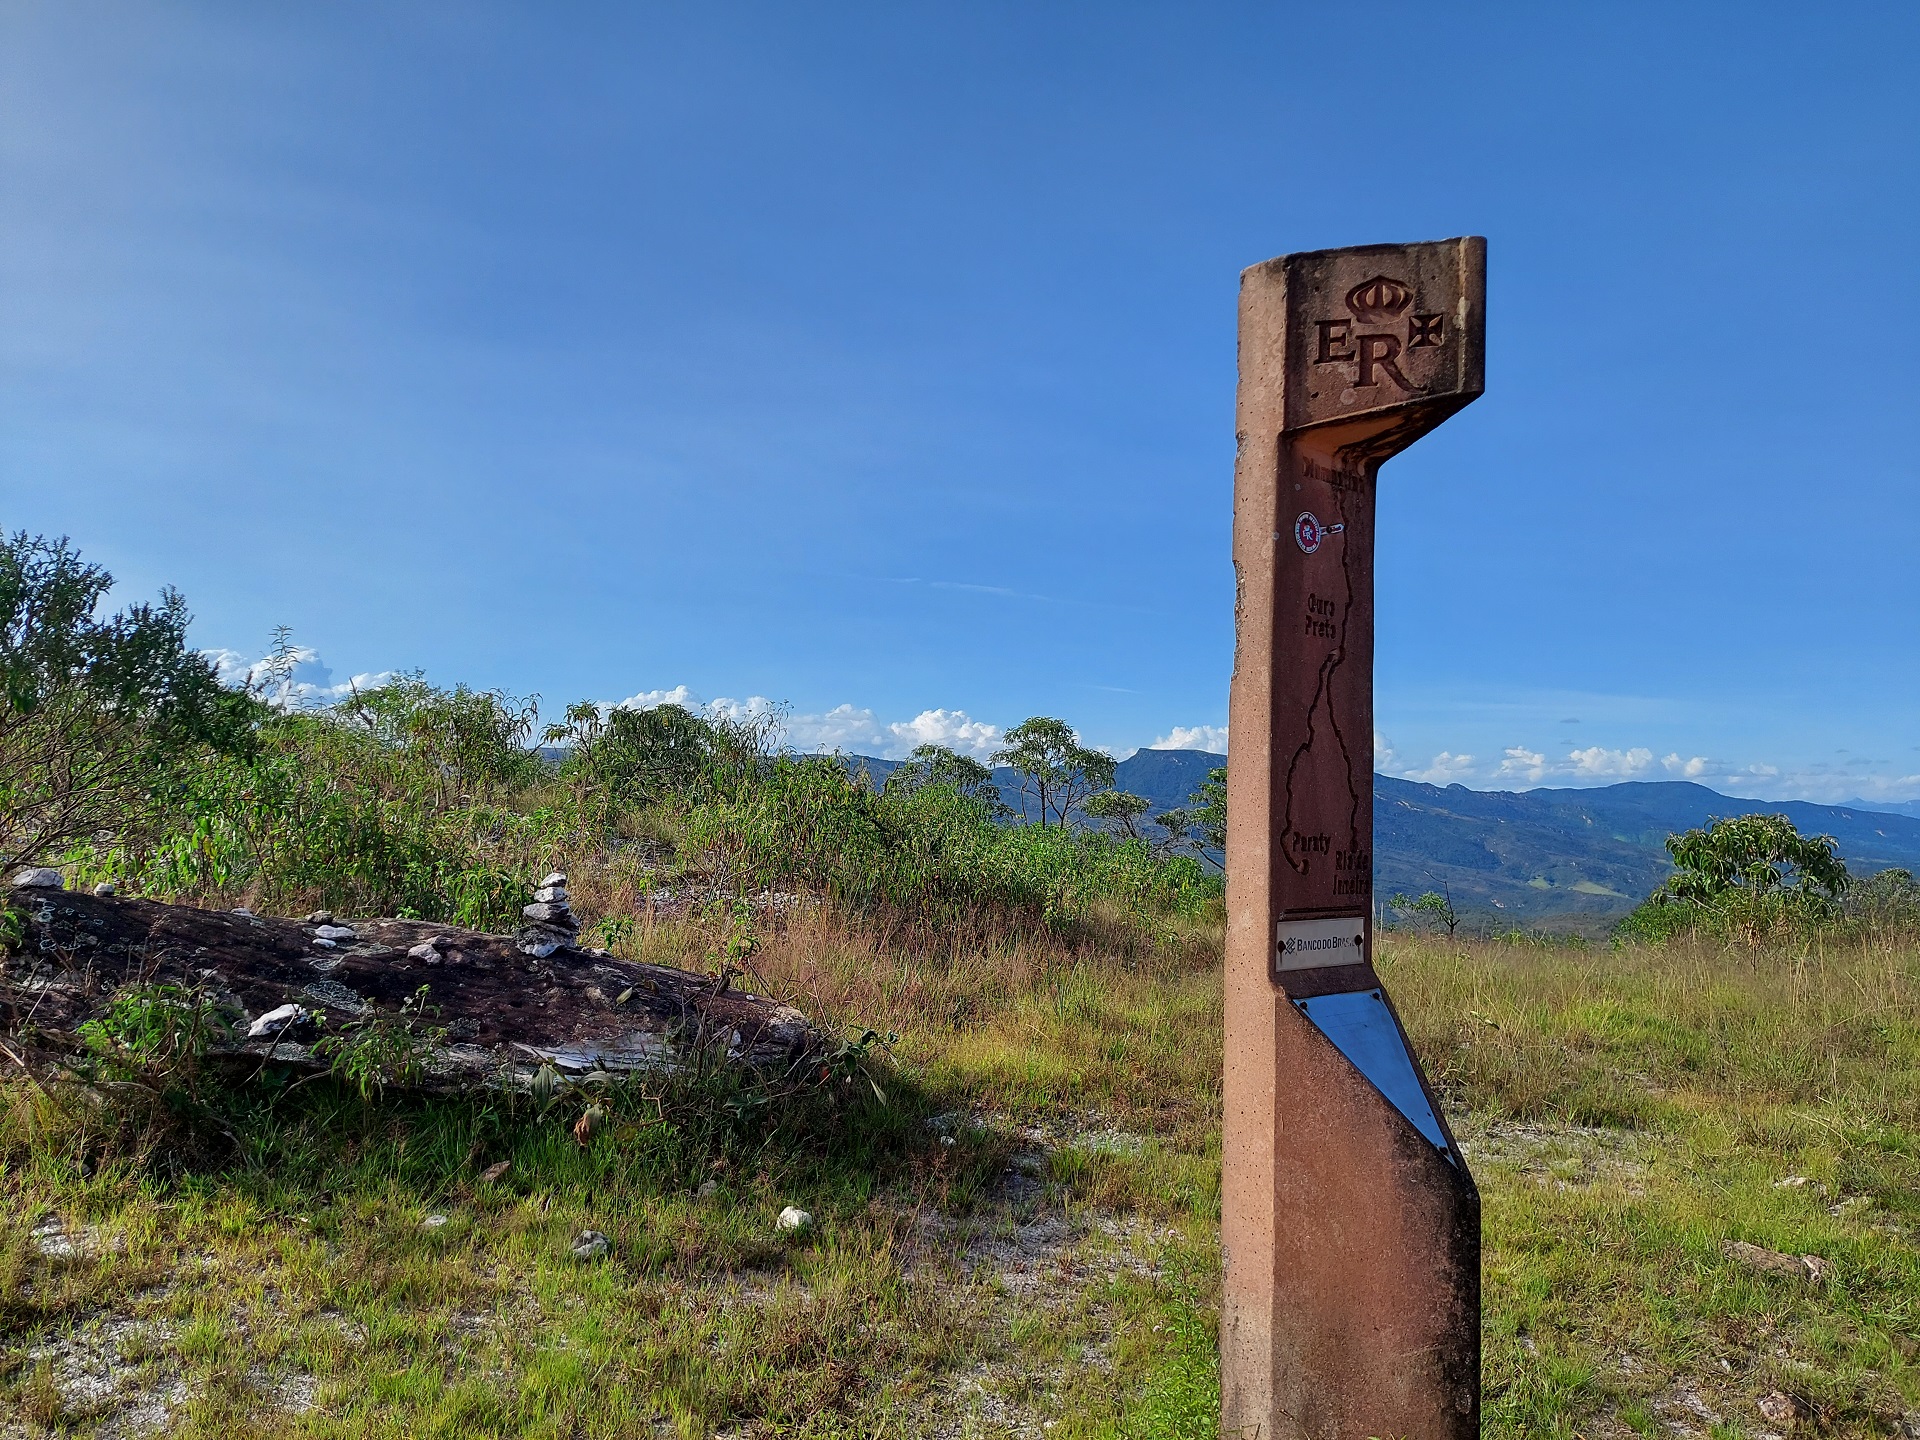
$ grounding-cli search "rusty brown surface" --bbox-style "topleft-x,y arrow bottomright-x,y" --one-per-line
1224,238 -> 1485,1440
1,889 -> 814,1082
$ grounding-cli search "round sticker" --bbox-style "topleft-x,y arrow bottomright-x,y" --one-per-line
1294,512 -> 1324,553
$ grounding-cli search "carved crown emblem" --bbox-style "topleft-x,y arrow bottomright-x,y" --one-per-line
1344,275 -> 1414,324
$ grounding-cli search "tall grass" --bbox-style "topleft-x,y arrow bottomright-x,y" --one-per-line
1384,929 -> 1920,1133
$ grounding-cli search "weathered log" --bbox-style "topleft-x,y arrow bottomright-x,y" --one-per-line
1,886 -> 816,1088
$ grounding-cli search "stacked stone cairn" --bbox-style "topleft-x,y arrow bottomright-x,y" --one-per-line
517,872 -> 578,958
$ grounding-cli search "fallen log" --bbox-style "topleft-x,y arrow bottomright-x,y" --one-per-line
2,882 -> 816,1090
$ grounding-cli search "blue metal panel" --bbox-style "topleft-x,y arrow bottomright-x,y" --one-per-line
1294,989 -> 1453,1158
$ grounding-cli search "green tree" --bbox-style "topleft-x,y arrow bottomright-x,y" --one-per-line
545,700 -> 722,808
882,743 -> 1008,817
1151,805 -> 1196,856
1189,765 -> 1227,857
1661,813 -> 1849,906
1082,789 -> 1151,840
1626,812 -> 1851,943
990,717 -> 1117,828
1390,886 -> 1459,938
341,673 -> 541,812
0,531 -> 257,871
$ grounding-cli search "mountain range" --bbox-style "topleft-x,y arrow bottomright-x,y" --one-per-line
848,749 -> 1920,932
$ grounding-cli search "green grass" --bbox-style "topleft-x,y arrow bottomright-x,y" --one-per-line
5,918 -> 1920,1436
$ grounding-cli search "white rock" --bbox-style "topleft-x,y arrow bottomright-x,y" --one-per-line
696,1179 -> 720,1199
534,885 -> 568,903
232,907 -> 254,917
306,911 -> 333,924
92,881 -> 117,897
520,938 -> 561,959
522,902 -> 573,925
311,937 -> 337,950
541,872 -> 567,888
421,1214 -> 449,1230
776,1206 -> 812,1233
314,924 -> 358,941
247,1003 -> 311,1040
407,941 -> 443,964
570,1229 -> 609,1261
11,868 -> 64,889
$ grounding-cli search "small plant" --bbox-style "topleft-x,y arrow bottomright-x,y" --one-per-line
313,985 -> 446,1099
0,901 -> 27,955
76,982 -> 235,1092
594,914 -> 637,950
812,1026 -> 897,1107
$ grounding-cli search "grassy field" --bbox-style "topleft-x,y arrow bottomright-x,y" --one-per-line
5,912 -> 1919,1439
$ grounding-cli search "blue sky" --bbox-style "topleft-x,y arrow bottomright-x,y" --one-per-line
3,3 -> 1916,803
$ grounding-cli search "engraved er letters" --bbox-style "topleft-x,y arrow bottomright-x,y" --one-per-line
1312,274 -> 1447,394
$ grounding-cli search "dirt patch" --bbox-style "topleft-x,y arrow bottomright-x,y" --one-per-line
11,1315 -> 184,1438
1454,1115 -> 1649,1192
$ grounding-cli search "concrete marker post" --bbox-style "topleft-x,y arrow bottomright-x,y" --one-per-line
1222,237 -> 1487,1440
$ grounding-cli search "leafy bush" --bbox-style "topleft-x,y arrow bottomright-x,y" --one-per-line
543,699 -> 767,814
314,985 -> 447,1099
66,686 -> 550,925
682,753 -> 1216,934
1846,866 -> 1920,933
0,531 -> 256,871
1617,812 -> 1851,945
76,982 -> 234,1094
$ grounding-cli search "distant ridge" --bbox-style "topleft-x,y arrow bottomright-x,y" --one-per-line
839,749 -> 1920,929
1845,797 -> 1920,821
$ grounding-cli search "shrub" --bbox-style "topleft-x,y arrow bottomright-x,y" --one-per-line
1617,812 -> 1850,945
0,531 -> 257,871
680,753 -> 1217,936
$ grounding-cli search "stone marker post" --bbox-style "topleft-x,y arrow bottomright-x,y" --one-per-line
1223,237 -> 1486,1440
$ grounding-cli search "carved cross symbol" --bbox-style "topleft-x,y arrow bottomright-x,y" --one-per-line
1407,313 -> 1445,349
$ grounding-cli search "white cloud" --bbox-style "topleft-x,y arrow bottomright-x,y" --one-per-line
887,708 -> 1002,759
203,646 -> 392,708
612,686 -> 998,760
1402,752 -> 1478,785
615,684 -> 702,711
1374,732 -> 1397,770
1567,745 -> 1655,778
704,694 -> 785,726
1376,740 -> 1920,805
790,703 -> 888,753
619,687 -> 793,735
1494,746 -> 1549,783
1152,724 -> 1229,754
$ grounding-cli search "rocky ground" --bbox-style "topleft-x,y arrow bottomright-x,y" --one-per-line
2,879 -> 816,1086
